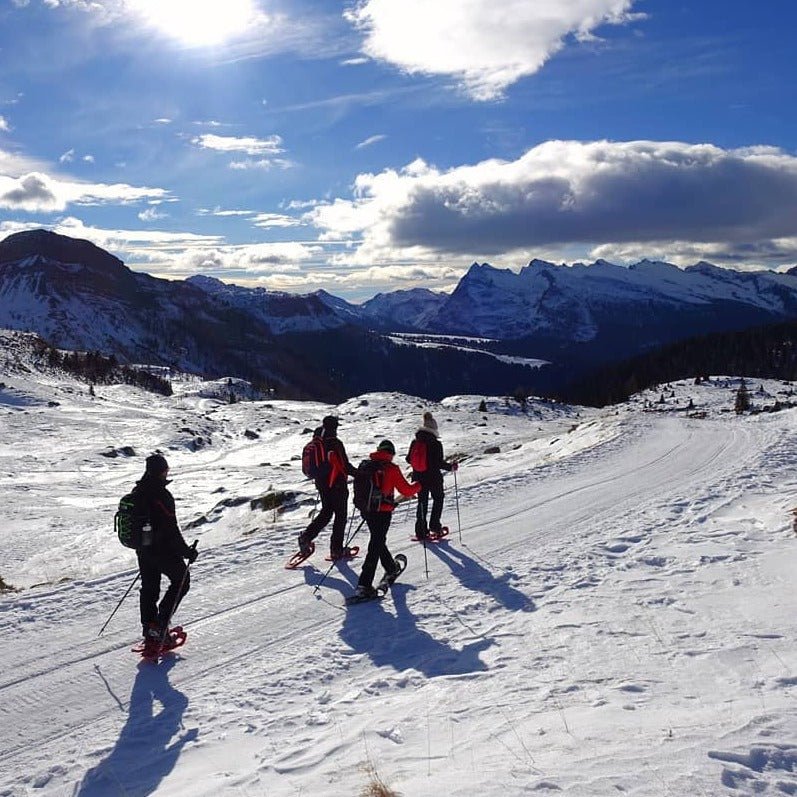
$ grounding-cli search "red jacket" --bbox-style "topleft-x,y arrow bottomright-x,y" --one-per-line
370,450 -> 420,511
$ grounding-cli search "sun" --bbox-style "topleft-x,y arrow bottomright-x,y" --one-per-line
130,0 -> 258,47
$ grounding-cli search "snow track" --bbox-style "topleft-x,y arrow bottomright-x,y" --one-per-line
1,381 -> 795,796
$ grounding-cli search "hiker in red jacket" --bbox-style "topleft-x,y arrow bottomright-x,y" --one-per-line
353,439 -> 421,600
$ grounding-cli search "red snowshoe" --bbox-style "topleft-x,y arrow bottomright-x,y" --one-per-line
132,626 -> 187,660
285,540 -> 315,569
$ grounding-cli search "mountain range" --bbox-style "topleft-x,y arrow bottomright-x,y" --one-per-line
2,228 -> 797,400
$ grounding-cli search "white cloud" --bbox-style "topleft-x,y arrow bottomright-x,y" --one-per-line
590,238 -> 797,269
82,154 -> 95,163
285,199 -> 321,210
0,217 -> 223,265
355,134 -> 387,150
308,140 -> 797,267
192,133 -> 284,156
138,206 -> 168,222
0,170 -> 169,212
0,147 -> 53,178
196,207 -> 254,217
170,241 -> 323,275
229,158 -> 294,171
59,149 -> 75,163
346,0 -> 642,100
0,116 -> 10,132
251,213 -> 302,228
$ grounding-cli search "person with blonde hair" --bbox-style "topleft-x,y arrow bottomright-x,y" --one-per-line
406,411 -> 457,540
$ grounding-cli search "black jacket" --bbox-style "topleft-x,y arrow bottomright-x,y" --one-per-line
133,474 -> 192,558
317,431 -> 358,491
407,429 -> 452,480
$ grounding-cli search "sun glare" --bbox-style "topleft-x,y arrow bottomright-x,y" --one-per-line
131,0 -> 258,47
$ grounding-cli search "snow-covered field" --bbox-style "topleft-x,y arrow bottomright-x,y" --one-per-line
0,350 -> 795,796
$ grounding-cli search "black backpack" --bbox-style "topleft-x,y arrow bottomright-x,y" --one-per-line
353,459 -> 386,513
114,491 -> 151,549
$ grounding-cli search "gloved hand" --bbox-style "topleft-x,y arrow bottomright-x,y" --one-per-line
185,547 -> 199,564
451,461 -> 459,472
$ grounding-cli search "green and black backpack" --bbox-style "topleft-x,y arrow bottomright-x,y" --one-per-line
114,491 -> 151,549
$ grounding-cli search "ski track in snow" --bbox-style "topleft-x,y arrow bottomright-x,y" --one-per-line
0,364 -> 795,796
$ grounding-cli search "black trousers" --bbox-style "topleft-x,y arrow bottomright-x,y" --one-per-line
358,511 -> 395,588
416,474 -> 445,534
304,486 -> 349,553
137,547 -> 190,632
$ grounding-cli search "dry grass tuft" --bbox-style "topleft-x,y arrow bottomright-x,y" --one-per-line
359,762 -> 401,797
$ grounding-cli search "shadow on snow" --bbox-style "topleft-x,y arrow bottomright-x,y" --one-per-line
425,541 -> 536,613
74,658 -> 196,797
312,564 -> 494,678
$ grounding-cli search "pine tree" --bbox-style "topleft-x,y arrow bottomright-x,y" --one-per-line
735,379 -> 751,414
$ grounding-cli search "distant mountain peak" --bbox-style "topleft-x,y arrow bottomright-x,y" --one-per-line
0,228 -> 124,272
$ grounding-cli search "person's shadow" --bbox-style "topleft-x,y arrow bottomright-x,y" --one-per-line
74,658 -> 196,796
427,541 -> 536,613
318,564 -> 494,677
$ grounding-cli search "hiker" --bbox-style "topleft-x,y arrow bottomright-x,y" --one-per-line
299,415 -> 358,559
353,439 -> 420,599
134,454 -> 197,652
406,411 -> 458,540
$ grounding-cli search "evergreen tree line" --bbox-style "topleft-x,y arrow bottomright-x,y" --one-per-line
556,320 -> 797,408
37,342 -> 173,396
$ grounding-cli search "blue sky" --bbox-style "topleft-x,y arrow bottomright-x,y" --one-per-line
0,0 -> 795,300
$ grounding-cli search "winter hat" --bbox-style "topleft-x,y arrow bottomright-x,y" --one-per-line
322,415 -> 339,431
377,439 -> 396,455
145,454 -> 169,475
419,411 -> 439,438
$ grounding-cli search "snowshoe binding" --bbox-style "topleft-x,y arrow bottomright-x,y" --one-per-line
345,584 -> 382,606
411,526 -> 449,543
376,553 -> 407,594
324,545 -> 360,562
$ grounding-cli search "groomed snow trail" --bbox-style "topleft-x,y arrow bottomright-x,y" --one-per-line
3,400 -> 794,797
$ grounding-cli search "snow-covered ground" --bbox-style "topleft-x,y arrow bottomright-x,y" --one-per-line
0,350 -> 795,796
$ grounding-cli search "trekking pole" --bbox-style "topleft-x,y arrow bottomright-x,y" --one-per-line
161,540 -> 198,641
422,536 -> 429,579
454,467 -> 462,542
97,572 -> 140,637
313,517 -> 365,595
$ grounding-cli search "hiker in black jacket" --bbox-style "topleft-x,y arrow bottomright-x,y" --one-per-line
133,455 -> 197,647
299,415 -> 358,559
407,411 -> 458,540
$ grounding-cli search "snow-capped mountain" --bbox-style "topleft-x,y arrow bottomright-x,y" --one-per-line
187,278 -> 447,334
6,229 -> 797,400
186,275 -> 348,334
0,230 -> 331,398
359,287 -> 448,331
429,258 -> 797,346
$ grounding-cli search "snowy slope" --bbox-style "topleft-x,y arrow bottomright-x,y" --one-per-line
0,356 -> 795,796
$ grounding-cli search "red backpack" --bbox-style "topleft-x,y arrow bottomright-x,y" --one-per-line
302,437 -> 328,479
407,439 -> 428,473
